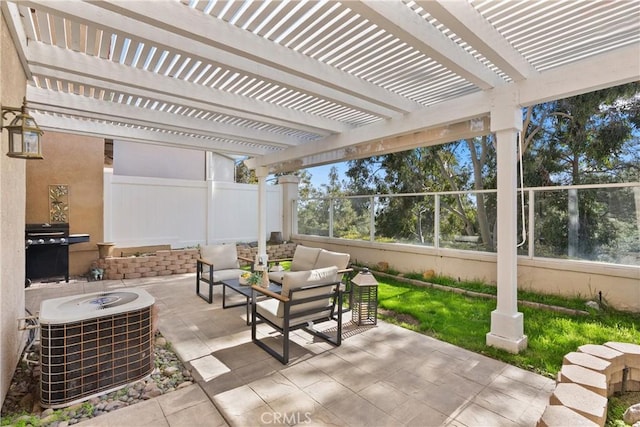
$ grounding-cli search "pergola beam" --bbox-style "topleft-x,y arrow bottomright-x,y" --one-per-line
96,0 -> 419,115
25,43 -> 346,137
250,43 -> 640,170
351,0 -> 504,90
417,0 -> 537,82
268,117 -> 490,174
27,87 -> 299,148
23,0 -> 417,119
30,111 -> 270,156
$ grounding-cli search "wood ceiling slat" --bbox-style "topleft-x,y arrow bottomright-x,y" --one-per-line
242,1 -> 282,33
228,0 -> 264,27
319,23 -> 378,65
217,0 -> 248,23
173,57 -> 193,79
275,1 -> 332,46
207,0 -> 233,18
98,31 -> 112,59
124,40 -> 141,66
85,25 -> 99,56
33,10 -> 50,44
190,0 -> 211,13
152,50 -> 171,74
346,40 -> 405,76
48,15 -> 65,48
260,1 -> 311,41
135,44 -> 155,70
110,35 -> 126,63
298,11 -> 357,57
18,5 -> 38,42
182,60 -> 204,82
361,50 -> 424,82
333,32 -> 393,71
68,21 -> 82,51
285,3 -> 344,50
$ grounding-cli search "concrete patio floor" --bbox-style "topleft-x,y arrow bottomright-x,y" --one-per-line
25,274 -> 555,426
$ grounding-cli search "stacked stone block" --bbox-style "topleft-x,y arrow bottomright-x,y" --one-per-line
97,248 -> 199,280
537,341 -> 640,427
236,243 -> 297,265
98,244 -> 297,280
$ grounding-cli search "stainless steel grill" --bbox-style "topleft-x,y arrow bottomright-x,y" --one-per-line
25,223 -> 89,286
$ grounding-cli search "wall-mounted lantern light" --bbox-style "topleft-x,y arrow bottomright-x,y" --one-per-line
2,97 -> 44,159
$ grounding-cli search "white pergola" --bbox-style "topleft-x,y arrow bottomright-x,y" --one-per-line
3,0 -> 639,352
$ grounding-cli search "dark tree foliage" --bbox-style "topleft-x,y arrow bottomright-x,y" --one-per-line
523,83 -> 640,259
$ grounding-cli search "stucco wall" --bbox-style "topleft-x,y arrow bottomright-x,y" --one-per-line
294,236 -> 640,312
0,11 -> 28,406
26,132 -> 104,276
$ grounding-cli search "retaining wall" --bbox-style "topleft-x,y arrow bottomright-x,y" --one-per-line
97,243 -> 298,280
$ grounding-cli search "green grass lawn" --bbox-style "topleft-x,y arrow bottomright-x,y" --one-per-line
375,275 -> 640,378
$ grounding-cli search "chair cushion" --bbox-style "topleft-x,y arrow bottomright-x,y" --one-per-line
256,298 -> 333,329
290,245 -> 322,271
314,249 -> 350,270
277,266 -> 338,318
212,268 -> 245,283
268,270 -> 286,284
200,244 -> 239,270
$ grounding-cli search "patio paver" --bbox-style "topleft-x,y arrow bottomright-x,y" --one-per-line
24,274 -> 555,426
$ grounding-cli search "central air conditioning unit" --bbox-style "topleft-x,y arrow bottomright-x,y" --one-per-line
39,288 -> 156,408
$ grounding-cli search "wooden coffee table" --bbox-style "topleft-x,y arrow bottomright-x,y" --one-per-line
221,278 -> 282,325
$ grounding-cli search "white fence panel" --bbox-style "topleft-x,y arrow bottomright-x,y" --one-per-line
107,175 -> 207,248
105,171 -> 284,248
209,182 -> 282,244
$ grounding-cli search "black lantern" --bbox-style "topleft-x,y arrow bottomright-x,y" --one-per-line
2,97 -> 44,159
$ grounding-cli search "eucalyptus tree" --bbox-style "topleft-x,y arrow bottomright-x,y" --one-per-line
521,82 -> 640,260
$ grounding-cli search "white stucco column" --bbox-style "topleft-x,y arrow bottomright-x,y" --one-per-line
486,100 -> 528,353
278,175 -> 300,241
255,166 -> 269,266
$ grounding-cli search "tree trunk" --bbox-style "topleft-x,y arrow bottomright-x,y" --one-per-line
467,138 -> 494,250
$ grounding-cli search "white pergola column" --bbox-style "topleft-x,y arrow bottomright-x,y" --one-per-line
486,101 -> 528,353
255,166 -> 269,266
278,175 -> 300,241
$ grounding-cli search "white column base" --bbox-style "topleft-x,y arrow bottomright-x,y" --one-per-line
486,310 -> 528,353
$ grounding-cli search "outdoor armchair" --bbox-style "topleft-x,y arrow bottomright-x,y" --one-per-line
196,243 -> 251,303
251,266 -> 343,364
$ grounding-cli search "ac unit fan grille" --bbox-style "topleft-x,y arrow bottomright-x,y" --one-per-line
40,306 -> 154,407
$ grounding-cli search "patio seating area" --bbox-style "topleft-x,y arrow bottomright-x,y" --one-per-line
25,274 -> 555,426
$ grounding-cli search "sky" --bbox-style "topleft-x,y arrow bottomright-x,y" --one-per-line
303,162 -> 349,188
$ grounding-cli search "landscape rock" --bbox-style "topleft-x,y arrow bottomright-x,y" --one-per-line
624,403 -> 640,425
0,332 -> 193,426
585,301 -> 600,310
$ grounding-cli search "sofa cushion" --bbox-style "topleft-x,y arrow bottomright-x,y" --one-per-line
200,244 -> 239,270
290,245 -> 322,271
315,249 -> 350,271
277,266 -> 338,318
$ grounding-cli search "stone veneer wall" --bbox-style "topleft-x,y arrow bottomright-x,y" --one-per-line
537,341 -> 640,427
97,243 -> 298,280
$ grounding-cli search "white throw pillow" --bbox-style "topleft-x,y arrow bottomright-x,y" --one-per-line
315,250 -> 350,271
290,245 -> 322,271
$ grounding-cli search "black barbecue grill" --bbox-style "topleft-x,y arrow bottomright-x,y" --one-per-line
25,223 -> 90,286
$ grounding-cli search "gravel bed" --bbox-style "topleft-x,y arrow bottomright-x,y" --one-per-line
1,333 -> 193,426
